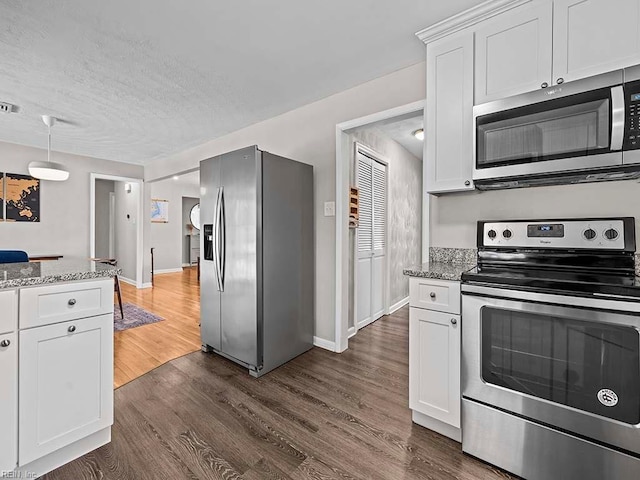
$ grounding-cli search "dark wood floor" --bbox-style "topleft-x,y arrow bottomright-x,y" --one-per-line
44,307 -> 511,480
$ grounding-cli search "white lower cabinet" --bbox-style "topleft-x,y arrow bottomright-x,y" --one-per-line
0,332 -> 18,472
408,276 -> 461,441
19,314 -> 114,466
409,307 -> 460,427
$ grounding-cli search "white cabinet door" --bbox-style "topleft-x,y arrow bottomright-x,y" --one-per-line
409,307 -> 460,428
355,148 -> 387,330
425,29 -> 475,193
0,332 -> 17,472
553,0 -> 640,83
475,1 -> 553,104
19,314 -> 114,466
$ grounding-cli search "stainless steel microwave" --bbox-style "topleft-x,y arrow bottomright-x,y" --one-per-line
473,66 -> 640,189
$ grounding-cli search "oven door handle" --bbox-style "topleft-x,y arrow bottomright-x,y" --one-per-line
610,85 -> 625,151
462,283 -> 640,315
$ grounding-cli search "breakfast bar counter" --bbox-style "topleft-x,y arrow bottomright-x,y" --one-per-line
0,257 -> 120,289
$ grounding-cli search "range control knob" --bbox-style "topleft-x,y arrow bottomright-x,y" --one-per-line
502,229 -> 513,239
488,229 -> 497,239
583,228 -> 597,240
604,228 -> 619,240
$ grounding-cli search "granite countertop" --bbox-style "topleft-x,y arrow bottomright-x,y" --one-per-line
0,257 -> 121,289
403,262 -> 475,281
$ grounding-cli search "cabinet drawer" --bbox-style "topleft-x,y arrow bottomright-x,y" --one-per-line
20,279 -> 114,329
0,290 -> 17,334
409,277 -> 460,314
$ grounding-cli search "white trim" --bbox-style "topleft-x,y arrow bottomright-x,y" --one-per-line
140,282 -> 153,289
389,296 -> 410,314
335,100 -> 426,354
348,326 -> 356,338
153,268 -> 184,274
182,263 -> 192,267
415,0 -> 530,44
118,276 -> 137,286
313,336 -> 337,352
357,316 -> 379,331
90,173 -> 145,289
412,410 -> 461,443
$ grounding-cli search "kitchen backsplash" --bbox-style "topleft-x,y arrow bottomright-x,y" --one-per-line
429,247 -> 476,265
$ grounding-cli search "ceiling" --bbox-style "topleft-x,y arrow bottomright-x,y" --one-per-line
375,114 -> 424,159
0,0 -> 480,164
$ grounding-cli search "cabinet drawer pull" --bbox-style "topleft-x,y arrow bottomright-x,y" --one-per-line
557,77 -> 564,84
451,318 -> 457,325
464,180 -> 471,186
0,339 -> 10,347
68,325 -> 77,333
68,298 -> 77,306
429,292 -> 436,299
541,82 -> 548,88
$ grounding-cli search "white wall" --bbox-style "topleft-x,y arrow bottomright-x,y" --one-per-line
0,141 -> 143,257
95,179 -> 115,258
114,181 -> 139,281
430,180 -> 640,248
145,62 -> 426,343
149,178 -> 200,272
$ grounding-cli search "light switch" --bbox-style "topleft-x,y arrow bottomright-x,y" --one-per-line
324,201 -> 335,217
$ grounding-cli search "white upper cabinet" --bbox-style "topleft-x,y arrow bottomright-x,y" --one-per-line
553,0 -> 640,83
425,29 -> 475,193
475,1 -> 553,104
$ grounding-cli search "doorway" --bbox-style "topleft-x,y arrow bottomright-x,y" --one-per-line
335,101 -> 426,352
90,174 -> 144,288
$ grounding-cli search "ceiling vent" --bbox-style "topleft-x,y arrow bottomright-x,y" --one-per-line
0,102 -> 16,113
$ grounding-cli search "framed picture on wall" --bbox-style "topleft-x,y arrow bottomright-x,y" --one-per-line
151,198 -> 169,223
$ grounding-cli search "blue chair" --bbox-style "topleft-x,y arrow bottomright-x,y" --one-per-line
0,250 -> 28,264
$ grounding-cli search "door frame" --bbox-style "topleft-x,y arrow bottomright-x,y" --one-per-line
89,173 -> 145,288
335,100 -> 428,353
353,142 -> 389,334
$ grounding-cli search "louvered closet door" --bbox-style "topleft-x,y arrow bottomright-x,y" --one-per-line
356,149 -> 387,330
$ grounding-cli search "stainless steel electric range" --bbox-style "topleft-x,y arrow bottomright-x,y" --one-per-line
461,218 -> 640,480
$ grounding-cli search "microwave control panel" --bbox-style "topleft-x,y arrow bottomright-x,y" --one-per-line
624,80 -> 640,150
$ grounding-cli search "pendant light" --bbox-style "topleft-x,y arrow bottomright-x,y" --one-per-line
28,115 -> 69,181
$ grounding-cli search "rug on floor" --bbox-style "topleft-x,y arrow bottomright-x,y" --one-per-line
114,303 -> 165,332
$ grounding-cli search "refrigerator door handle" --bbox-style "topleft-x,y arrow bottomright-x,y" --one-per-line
213,187 -> 223,292
219,186 -> 226,291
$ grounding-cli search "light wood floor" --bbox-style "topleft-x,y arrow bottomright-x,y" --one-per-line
115,267 -> 202,388
44,307 -> 511,480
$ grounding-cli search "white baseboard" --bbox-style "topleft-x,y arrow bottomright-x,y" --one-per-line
389,296 -> 410,314
153,267 -> 184,274
412,410 -> 461,442
140,282 -> 153,289
182,263 -> 191,267
357,316 -> 378,330
313,336 -> 336,352
118,276 -> 137,286
348,326 -> 356,338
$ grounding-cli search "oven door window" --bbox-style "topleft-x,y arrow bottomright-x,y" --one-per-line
476,88 -> 612,168
481,307 -> 640,424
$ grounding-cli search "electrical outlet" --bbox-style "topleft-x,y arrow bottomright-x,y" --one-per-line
324,201 -> 335,217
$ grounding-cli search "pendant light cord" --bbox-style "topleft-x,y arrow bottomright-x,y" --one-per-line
47,123 -> 51,164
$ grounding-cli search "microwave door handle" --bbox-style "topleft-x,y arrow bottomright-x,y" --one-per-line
610,85 -> 625,151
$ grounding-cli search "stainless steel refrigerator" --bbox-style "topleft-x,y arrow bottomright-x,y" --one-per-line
200,145 -> 314,377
